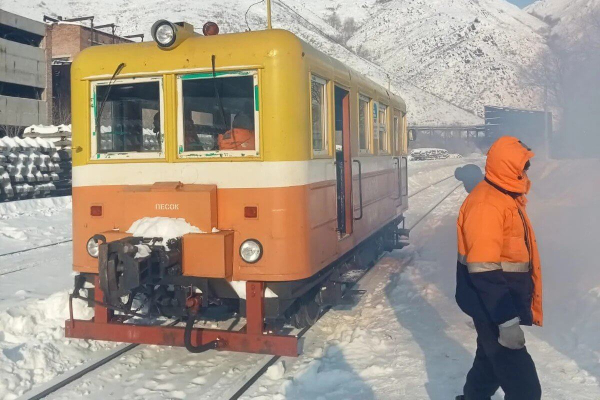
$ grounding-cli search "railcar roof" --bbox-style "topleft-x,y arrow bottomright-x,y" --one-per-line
73,28 -> 406,111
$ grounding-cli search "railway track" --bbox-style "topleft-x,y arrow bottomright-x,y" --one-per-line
408,174 -> 455,199
0,240 -> 72,278
19,176 -> 467,400
0,239 -> 72,260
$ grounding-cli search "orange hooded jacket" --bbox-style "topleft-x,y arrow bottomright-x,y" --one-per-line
456,136 -> 543,327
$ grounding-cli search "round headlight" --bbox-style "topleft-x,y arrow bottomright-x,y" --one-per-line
153,22 -> 176,47
240,239 -> 262,264
86,237 -> 99,258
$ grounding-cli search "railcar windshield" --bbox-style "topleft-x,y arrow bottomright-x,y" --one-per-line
177,71 -> 259,158
92,77 -> 164,159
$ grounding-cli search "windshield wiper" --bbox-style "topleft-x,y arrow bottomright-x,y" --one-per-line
95,63 -> 126,137
212,55 -> 228,131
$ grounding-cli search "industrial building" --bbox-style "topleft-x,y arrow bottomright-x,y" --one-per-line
0,9 -> 51,136
0,10 -> 138,136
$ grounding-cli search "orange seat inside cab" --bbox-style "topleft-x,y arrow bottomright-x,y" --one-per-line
182,231 -> 235,279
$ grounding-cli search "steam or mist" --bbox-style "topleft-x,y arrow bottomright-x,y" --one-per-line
526,10 -> 600,158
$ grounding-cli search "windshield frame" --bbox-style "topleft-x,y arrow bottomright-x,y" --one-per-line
176,70 -> 260,159
89,76 -> 166,161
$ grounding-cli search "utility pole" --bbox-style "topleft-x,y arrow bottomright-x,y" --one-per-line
267,0 -> 272,29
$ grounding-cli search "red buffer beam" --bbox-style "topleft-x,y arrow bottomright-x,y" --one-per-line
65,280 -> 299,357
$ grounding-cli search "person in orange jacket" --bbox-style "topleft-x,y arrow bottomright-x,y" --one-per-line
455,137 -> 542,400
218,112 -> 255,151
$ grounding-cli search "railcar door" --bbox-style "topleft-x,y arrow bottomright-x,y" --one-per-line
334,86 -> 353,236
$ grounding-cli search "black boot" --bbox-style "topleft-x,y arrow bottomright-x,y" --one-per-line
455,396 -> 465,400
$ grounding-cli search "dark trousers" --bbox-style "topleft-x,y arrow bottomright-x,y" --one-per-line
463,319 -> 541,400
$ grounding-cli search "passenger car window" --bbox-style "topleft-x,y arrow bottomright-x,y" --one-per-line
378,104 -> 389,153
178,72 -> 258,157
394,115 -> 400,154
93,79 -> 163,158
311,75 -> 328,155
359,95 -> 371,153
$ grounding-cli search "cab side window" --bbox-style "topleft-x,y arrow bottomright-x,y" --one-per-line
378,104 -> 389,153
311,75 -> 329,155
359,95 -> 371,153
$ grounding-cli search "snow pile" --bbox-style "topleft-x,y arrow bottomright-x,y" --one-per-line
409,148 -> 450,161
0,292 -> 113,399
127,217 -> 203,240
0,197 -> 72,256
23,125 -> 72,136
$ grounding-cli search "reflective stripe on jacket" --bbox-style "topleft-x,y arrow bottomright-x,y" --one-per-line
456,136 -> 543,327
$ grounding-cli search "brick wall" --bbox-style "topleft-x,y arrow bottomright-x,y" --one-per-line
48,24 -> 82,61
48,24 -> 130,62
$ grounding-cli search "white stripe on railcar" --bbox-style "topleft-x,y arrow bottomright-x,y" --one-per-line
73,157 -> 396,189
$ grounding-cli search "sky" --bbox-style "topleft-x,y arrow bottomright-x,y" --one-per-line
507,0 -> 537,7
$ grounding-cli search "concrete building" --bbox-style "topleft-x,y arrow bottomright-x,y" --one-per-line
0,9 -> 51,135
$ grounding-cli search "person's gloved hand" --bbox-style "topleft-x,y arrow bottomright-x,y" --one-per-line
498,318 -> 525,350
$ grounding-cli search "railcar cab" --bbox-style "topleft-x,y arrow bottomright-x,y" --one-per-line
66,19 -> 409,356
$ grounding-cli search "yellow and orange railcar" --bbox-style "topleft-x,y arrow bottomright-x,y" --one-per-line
66,20 -> 409,356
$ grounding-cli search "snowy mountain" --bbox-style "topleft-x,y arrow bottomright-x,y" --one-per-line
341,0 -> 550,119
0,0 -> 550,125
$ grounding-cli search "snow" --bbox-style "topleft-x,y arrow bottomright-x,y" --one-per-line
127,217 -> 203,240
265,361 -> 286,380
527,0 -> 600,40
229,281 -> 278,299
0,292 -> 113,400
1,158 -> 599,399
0,197 -> 72,255
23,125 -> 72,136
134,244 -> 152,259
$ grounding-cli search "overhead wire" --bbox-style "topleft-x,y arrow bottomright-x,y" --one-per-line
245,0 -> 266,31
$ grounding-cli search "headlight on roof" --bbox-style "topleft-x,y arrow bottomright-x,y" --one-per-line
240,239 -> 263,264
151,20 -> 177,47
151,20 -> 197,50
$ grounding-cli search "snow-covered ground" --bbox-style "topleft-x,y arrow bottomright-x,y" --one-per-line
1,157 -> 600,399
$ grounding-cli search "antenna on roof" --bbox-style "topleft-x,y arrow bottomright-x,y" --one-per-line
267,0 -> 272,29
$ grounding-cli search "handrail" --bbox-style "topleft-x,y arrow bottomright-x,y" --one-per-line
402,156 -> 409,196
353,159 -> 363,220
392,157 -> 401,200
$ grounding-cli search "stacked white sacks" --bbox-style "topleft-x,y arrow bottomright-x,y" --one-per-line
0,136 -> 60,200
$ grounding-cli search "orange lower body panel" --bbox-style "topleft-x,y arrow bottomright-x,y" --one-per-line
182,231 -> 235,279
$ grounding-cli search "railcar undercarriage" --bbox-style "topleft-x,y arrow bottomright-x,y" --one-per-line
66,218 -> 409,356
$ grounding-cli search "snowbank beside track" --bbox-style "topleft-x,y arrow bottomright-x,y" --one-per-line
0,292 -> 113,400
0,197 -> 72,256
